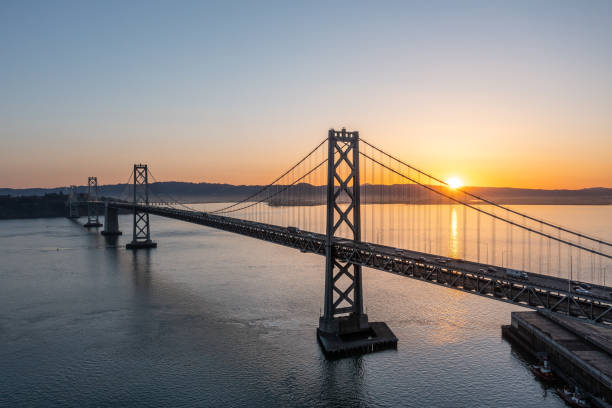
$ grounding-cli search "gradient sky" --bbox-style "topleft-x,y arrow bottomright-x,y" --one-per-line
1,0 -> 611,189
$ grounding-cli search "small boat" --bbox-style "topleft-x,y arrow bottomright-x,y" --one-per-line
556,386 -> 589,408
530,358 -> 554,382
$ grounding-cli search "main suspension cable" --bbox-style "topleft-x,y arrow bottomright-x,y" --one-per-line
214,158 -> 327,215
209,138 -> 327,214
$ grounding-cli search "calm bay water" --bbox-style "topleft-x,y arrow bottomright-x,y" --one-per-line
1,205 -> 610,407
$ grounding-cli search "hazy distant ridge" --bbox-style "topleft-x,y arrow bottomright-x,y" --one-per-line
1,183 -> 611,205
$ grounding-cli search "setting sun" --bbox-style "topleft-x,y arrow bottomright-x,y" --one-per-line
447,177 -> 463,189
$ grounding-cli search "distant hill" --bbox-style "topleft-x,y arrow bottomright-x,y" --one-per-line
461,186 -> 612,205
1,183 -> 611,205
0,182 -> 267,204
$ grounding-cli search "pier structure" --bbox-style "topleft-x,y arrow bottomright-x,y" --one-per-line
503,311 -> 612,403
67,185 -> 80,219
101,201 -> 122,236
126,164 -> 157,249
317,129 -> 397,357
84,177 -> 102,228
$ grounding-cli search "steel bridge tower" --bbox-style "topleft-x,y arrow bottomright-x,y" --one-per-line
84,177 -> 102,227
67,185 -> 79,219
126,164 -> 157,249
317,128 -> 397,357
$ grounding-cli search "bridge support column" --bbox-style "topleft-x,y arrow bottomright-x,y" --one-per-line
101,202 -> 122,236
317,128 -> 397,358
67,185 -> 80,218
84,177 -> 102,227
126,164 -> 157,249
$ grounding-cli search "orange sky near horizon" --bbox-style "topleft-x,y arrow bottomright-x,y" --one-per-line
3,106 -> 610,190
3,120 -> 610,190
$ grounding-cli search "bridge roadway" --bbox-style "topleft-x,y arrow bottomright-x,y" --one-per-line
106,202 -> 612,324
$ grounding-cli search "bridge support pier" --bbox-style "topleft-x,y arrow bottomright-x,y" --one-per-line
67,185 -> 80,219
101,202 -> 122,236
126,164 -> 157,249
84,177 -> 102,227
317,129 -> 397,358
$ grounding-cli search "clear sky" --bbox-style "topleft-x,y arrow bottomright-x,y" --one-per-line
1,0 -> 611,189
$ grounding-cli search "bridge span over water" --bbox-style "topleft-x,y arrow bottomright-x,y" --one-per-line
69,129 -> 612,356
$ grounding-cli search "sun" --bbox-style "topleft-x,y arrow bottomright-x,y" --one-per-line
447,177 -> 463,189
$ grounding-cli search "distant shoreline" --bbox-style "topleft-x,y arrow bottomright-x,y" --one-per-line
2,183 -> 611,204
1,183 -> 611,220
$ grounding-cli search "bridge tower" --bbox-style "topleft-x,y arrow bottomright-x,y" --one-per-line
67,185 -> 80,218
126,164 -> 157,249
84,177 -> 102,227
317,128 -> 397,357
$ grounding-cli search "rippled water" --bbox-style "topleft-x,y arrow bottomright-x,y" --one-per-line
1,206 -> 610,407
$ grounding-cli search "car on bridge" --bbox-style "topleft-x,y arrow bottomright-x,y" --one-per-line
505,268 -> 529,281
574,287 -> 590,295
571,281 -> 592,290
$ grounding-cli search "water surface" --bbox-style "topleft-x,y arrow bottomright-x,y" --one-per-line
1,205 -> 610,407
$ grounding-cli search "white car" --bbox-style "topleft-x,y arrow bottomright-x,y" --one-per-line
574,287 -> 590,295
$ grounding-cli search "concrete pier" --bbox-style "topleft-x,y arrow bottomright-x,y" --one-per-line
502,311 -> 612,402
126,240 -> 157,249
101,205 -> 122,236
317,314 -> 397,358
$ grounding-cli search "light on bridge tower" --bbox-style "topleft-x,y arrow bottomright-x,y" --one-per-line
84,177 -> 102,227
126,164 -> 157,249
317,128 -> 397,357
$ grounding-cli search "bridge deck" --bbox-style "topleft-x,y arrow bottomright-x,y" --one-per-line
106,202 -> 612,324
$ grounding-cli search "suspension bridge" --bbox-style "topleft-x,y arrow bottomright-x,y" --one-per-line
67,128 -> 612,356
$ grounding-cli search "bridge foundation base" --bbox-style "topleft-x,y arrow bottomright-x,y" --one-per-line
317,315 -> 397,358
126,240 -> 157,249
102,206 -> 122,236
84,222 -> 102,228
101,230 -> 122,236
